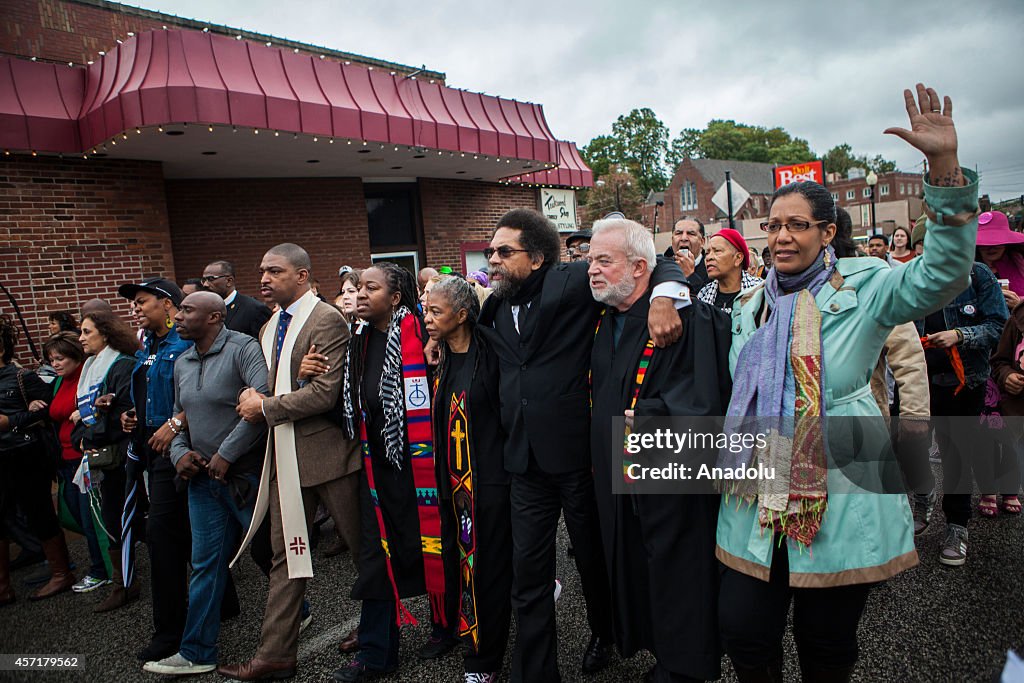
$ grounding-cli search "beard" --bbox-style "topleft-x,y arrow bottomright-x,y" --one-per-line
490,265 -> 526,300
590,271 -> 637,307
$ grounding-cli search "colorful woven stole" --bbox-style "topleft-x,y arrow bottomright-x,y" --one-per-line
592,312 -> 656,484
361,314 -> 445,627
446,389 -> 480,650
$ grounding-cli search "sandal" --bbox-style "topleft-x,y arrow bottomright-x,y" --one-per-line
978,495 -> 998,518
1001,495 -> 1022,515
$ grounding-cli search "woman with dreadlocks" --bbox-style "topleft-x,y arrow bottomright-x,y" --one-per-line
424,276 -> 510,683
333,262 -> 457,683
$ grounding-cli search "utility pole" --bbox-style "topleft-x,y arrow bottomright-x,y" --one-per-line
725,170 -> 735,229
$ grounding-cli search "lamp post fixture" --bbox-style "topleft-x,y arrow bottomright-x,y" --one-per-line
865,169 -> 878,233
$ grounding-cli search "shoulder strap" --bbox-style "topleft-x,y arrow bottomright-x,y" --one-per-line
15,369 -> 29,408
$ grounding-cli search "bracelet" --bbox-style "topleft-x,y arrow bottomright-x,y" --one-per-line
166,419 -> 181,435
954,328 -> 965,344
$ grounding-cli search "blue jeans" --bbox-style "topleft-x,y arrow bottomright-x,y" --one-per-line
178,473 -> 258,664
57,460 -> 108,580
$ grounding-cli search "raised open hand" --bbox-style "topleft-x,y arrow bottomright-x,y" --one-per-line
884,83 -> 957,158
884,83 -> 962,186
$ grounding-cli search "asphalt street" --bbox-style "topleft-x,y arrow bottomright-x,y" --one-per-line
1,491 -> 1022,683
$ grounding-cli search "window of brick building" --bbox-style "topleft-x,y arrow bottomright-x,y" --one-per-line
366,183 -> 423,277
862,188 -> 871,198
680,181 -> 698,211
880,184 -> 890,196
900,183 -> 905,194
846,190 -> 855,200
831,192 -> 839,202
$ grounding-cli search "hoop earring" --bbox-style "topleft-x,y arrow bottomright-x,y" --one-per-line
165,314 -> 174,329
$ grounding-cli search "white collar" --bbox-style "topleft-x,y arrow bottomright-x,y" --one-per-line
224,289 -> 238,305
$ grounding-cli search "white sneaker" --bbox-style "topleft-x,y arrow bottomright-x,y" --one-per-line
465,673 -> 498,683
299,612 -> 313,633
553,579 -> 562,602
142,653 -> 215,675
72,575 -> 112,593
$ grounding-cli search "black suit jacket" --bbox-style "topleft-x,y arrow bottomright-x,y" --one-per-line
224,292 -> 273,340
479,257 -> 684,475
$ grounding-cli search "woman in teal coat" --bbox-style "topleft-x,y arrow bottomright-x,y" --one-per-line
716,84 -> 980,682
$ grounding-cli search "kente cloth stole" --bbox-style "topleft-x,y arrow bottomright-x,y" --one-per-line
592,311 -> 656,484
446,389 -> 480,650
361,313 -> 445,627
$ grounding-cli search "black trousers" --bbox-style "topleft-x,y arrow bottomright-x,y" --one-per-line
719,542 -> 872,678
931,383 -> 985,527
509,462 -> 612,683
0,444 -> 59,541
144,454 -> 192,650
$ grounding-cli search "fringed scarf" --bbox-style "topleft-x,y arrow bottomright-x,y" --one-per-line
720,246 -> 835,548
348,308 -> 446,627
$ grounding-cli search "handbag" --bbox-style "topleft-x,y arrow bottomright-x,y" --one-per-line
85,443 -> 123,470
0,369 -> 44,452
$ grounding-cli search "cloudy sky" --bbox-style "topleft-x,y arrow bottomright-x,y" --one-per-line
143,0 -> 1023,201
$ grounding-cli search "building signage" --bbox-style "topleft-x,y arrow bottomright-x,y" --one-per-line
774,161 -> 826,188
541,188 -> 578,232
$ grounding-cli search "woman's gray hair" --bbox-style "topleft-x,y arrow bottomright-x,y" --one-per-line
591,218 -> 657,267
429,275 -> 480,324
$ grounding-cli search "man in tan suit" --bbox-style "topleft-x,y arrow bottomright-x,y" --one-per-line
217,243 -> 361,681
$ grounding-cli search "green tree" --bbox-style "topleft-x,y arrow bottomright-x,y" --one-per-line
686,120 -> 817,164
578,166 -> 645,226
822,144 -> 897,177
667,128 -> 702,170
580,134 -> 620,179
610,108 -> 669,195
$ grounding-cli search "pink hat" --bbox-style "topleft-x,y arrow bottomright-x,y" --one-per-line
711,228 -> 750,270
976,211 -> 1024,247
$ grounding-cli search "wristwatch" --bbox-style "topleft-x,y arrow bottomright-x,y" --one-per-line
167,416 -> 183,434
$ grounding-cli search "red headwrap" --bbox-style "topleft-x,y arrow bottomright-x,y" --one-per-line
713,228 -> 750,270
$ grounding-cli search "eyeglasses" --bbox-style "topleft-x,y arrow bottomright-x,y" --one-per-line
483,246 -> 530,259
201,274 -> 230,283
567,243 -> 591,257
759,220 -> 827,234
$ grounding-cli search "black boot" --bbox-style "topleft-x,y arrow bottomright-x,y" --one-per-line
731,659 -> 784,683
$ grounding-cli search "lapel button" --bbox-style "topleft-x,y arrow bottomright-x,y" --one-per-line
830,303 -> 839,312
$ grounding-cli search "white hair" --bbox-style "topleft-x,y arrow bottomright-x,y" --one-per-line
591,218 -> 657,267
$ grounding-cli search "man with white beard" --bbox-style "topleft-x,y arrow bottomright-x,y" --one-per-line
587,218 -> 732,683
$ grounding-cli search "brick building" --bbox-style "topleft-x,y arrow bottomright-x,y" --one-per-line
0,0 -> 591,355
642,158 -> 924,253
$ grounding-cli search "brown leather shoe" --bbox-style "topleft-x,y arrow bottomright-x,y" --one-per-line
216,658 -> 296,681
337,627 -> 360,654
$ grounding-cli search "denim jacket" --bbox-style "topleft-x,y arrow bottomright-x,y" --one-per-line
914,261 -> 1008,387
131,326 -> 193,427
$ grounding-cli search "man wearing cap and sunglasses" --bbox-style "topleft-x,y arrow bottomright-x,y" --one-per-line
565,230 -> 592,262
201,260 -> 272,340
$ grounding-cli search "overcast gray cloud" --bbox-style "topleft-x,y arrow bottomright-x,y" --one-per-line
141,0 -> 1024,201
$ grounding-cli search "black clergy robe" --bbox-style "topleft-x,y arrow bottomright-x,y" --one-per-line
590,293 -> 732,681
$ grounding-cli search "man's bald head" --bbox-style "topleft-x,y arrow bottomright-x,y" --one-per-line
418,267 -> 439,293
174,291 -> 227,345
187,291 -> 227,318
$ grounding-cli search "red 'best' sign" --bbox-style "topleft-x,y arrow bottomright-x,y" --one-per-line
774,161 -> 826,188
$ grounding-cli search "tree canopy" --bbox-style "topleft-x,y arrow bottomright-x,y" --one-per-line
581,108 -> 668,195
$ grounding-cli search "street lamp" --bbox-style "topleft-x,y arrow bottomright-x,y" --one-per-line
865,170 -> 878,231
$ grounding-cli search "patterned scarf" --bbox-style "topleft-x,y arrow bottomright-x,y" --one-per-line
445,384 -> 479,649
696,271 -> 764,306
352,310 -> 446,626
721,246 -> 835,547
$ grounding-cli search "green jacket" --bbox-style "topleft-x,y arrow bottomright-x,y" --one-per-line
717,170 -> 980,587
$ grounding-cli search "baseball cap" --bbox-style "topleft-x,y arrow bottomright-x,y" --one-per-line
117,277 -> 184,307
338,265 -> 354,277
565,229 -> 592,247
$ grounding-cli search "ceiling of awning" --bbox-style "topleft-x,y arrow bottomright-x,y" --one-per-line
0,29 -> 592,187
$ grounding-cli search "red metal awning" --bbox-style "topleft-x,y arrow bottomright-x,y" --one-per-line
0,29 -> 590,186
501,141 -> 593,189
